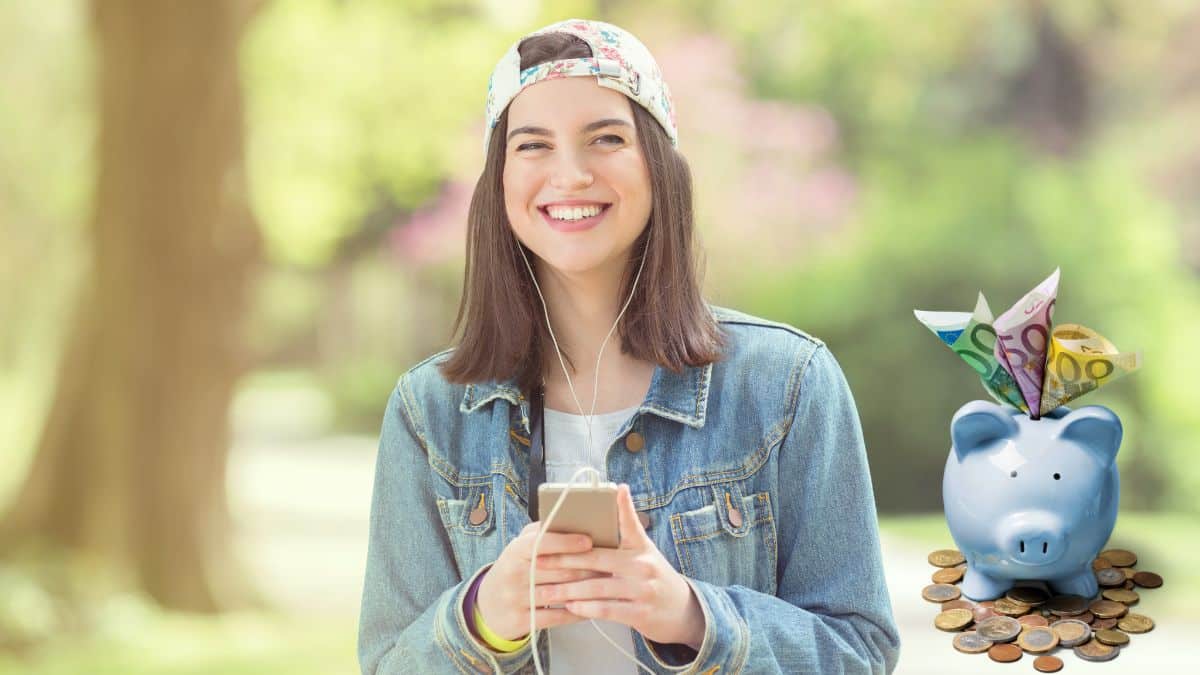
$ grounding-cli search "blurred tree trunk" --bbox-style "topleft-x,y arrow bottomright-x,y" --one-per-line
1007,0 -> 1092,157
0,0 -> 265,612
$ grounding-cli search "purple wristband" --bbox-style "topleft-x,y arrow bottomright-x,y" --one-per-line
463,567 -> 489,642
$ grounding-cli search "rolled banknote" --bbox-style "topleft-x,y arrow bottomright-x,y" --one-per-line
1039,323 -> 1143,416
993,267 -> 1060,418
914,292 -> 1030,413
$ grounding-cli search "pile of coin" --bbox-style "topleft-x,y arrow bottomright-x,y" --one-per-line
923,547 -> 1162,670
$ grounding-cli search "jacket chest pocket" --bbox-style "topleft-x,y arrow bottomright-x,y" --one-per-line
435,474 -> 530,578
669,481 -> 778,595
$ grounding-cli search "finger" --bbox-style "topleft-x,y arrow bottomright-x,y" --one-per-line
564,599 -> 639,624
532,607 -> 590,630
538,546 -> 631,574
535,577 -> 640,605
530,568 -> 611,585
518,530 -> 593,559
616,483 -> 651,548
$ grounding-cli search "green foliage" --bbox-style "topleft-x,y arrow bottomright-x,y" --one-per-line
683,0 -> 1200,512
239,0 -> 602,268
742,129 -> 1199,511
241,0 -> 493,266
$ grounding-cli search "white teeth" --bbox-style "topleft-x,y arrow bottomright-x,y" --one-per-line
547,204 -> 605,221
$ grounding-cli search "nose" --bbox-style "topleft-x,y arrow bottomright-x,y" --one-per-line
549,151 -> 593,190
997,511 -> 1066,566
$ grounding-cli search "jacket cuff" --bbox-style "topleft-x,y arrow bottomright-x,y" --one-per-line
441,563 -> 533,673
638,576 -> 748,672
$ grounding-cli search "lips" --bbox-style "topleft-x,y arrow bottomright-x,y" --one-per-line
538,204 -> 612,233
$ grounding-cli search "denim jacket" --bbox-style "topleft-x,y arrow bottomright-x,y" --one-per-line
357,304 -> 901,674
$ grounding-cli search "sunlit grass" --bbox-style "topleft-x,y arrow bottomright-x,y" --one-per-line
0,608 -> 356,675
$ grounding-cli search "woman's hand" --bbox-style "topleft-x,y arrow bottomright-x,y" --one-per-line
532,483 -> 707,649
476,520 -> 610,641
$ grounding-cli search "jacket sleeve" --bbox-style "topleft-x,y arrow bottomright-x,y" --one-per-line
357,373 -> 537,674
638,343 -> 902,674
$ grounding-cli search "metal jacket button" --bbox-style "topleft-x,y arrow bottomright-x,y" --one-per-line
469,493 -> 488,526
624,431 -> 645,453
725,491 -> 743,528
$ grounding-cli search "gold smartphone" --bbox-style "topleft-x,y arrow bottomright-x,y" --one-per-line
537,481 -> 620,548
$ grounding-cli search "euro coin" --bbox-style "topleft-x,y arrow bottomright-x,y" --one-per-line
1091,617 -> 1118,630
928,549 -> 965,567
993,597 -> 1031,616
1102,588 -> 1139,604
1007,586 -> 1049,606
1033,654 -> 1064,673
1017,626 -> 1059,653
932,566 -> 965,584
952,631 -> 993,654
1133,571 -> 1163,588
935,608 -> 974,632
1095,628 -> 1129,646
973,605 -> 997,622
922,583 -> 961,603
1117,613 -> 1154,633
1095,567 -> 1126,587
1049,618 -> 1091,647
987,643 -> 1022,663
1045,594 -> 1088,616
1099,548 -> 1137,567
976,616 -> 1022,643
984,638 -> 1022,658
1092,557 -> 1112,571
941,599 -> 973,612
1075,638 -> 1120,662
1074,610 -> 1094,624
1018,614 -> 1048,627
1089,599 -> 1128,619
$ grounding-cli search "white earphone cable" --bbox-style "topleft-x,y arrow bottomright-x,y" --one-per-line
516,227 -> 656,675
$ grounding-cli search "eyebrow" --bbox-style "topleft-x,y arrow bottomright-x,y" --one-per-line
506,118 -> 632,143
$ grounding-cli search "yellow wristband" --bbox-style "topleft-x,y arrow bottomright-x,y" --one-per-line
473,603 -> 531,652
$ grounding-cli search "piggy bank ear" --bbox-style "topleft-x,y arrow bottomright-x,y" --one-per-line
1055,405 -> 1123,468
951,400 -> 1019,460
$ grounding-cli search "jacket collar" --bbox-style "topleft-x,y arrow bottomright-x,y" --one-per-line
460,360 -> 713,430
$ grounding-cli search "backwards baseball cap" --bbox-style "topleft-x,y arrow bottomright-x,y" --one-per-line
482,18 -> 679,156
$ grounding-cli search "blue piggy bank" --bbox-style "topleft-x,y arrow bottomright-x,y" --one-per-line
943,400 -> 1123,601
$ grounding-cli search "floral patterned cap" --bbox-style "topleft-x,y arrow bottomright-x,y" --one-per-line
483,18 -> 678,156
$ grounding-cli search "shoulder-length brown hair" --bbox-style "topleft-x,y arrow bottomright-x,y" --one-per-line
438,31 -> 727,397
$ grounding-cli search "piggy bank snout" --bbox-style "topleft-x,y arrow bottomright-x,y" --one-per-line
997,512 -> 1066,567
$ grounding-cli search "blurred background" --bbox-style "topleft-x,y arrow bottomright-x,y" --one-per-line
2,0 -> 1197,672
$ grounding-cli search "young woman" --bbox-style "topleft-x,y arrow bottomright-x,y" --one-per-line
358,18 -> 900,675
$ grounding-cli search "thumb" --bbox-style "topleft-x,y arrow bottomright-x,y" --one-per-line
616,483 -> 649,548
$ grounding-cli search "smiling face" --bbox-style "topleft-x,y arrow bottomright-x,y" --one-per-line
502,76 -> 653,277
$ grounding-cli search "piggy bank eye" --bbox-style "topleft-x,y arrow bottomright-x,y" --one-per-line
1010,470 -> 1018,478
1053,473 -> 1061,480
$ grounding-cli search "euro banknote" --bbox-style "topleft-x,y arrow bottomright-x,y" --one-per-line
914,292 -> 1030,413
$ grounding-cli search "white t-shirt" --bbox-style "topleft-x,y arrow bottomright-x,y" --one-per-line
542,403 -> 640,674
